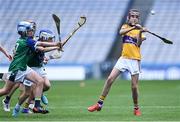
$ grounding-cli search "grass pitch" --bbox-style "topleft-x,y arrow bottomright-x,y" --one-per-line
0,80 -> 180,121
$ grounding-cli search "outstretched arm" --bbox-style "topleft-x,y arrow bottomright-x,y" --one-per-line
36,41 -> 61,47
36,46 -> 60,52
27,38 -> 62,51
0,45 -> 12,61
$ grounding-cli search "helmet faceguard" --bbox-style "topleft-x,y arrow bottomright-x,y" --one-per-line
26,20 -> 36,32
17,21 -> 34,37
25,20 -> 37,38
39,29 -> 55,42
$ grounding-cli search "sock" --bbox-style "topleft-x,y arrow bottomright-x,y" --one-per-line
98,95 -> 105,105
24,102 -> 29,109
15,103 -> 21,111
134,106 -> 139,110
34,98 -> 41,108
4,96 -> 11,104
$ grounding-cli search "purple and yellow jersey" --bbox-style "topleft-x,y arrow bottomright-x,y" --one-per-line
120,24 -> 145,60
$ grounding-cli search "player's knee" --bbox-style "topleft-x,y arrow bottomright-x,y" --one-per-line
44,79 -> 51,89
46,83 -> 51,90
43,83 -> 51,91
132,84 -> 138,89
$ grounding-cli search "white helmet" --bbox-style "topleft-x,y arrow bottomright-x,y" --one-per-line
39,29 -> 55,41
17,21 -> 33,36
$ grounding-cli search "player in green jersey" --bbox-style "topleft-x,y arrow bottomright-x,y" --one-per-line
21,29 -> 57,114
2,20 -> 37,112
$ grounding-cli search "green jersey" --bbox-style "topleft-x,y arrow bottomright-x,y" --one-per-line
9,37 -> 36,72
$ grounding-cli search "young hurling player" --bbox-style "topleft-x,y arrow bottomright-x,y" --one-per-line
88,9 -> 147,116
21,29 -> 57,114
2,20 -> 37,112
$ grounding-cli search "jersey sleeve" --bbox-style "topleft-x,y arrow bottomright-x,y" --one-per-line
120,24 -> 128,36
26,38 -> 39,51
141,33 -> 146,40
121,24 -> 128,29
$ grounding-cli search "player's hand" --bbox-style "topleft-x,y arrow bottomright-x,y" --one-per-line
57,42 -> 64,52
135,24 -> 143,29
7,54 -> 13,61
140,27 -> 148,32
56,42 -> 61,47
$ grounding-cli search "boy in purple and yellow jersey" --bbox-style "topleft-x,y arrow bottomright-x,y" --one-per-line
88,9 -> 147,116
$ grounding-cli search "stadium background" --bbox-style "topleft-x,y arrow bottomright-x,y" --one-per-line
0,0 -> 180,121
0,0 -> 180,81
0,0 -> 180,80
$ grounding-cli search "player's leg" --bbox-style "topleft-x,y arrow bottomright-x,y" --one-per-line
0,72 -> 25,114
0,79 -> 15,97
41,77 -> 50,105
12,85 -> 32,117
19,84 -> 35,113
12,69 -> 45,117
25,71 -> 49,114
24,70 -> 46,112
32,67 -> 50,105
0,77 -> 17,112
131,74 -> 141,116
18,85 -> 31,105
131,74 -> 139,108
22,77 -> 50,113
129,60 -> 141,116
2,83 -> 20,112
4,83 -> 20,101
21,82 -> 35,114
43,77 -> 51,92
88,67 -> 121,112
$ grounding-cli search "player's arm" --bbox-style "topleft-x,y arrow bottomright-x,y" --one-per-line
119,25 -> 136,35
36,46 -> 60,52
27,38 -> 61,47
36,40 -> 63,52
37,41 -> 61,47
137,26 -> 147,47
0,45 -> 12,61
27,38 -> 62,51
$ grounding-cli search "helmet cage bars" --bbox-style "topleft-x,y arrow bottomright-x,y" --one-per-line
39,30 -> 55,42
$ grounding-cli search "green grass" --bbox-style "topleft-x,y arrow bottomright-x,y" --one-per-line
0,80 -> 180,121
